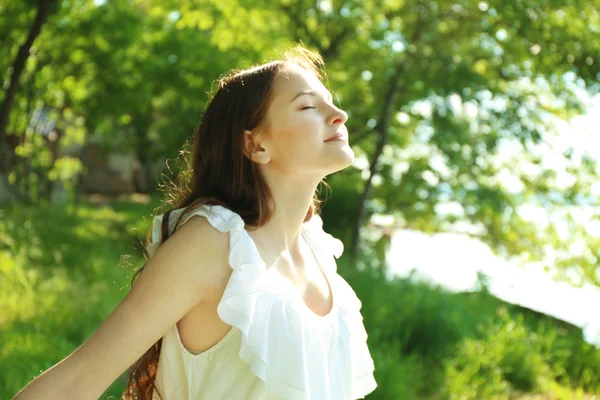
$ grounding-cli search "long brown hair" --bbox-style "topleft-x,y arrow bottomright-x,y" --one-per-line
120,45 -> 332,400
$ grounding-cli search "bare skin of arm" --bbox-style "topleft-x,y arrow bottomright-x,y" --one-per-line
13,216 -> 231,400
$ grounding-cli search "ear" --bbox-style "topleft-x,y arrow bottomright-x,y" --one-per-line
243,130 -> 270,164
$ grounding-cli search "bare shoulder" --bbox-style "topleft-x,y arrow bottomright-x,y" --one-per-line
150,214 -> 234,302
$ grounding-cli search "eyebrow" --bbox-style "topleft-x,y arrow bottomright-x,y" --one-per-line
291,90 -> 334,103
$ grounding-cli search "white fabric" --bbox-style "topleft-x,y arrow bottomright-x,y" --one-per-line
149,204 -> 377,399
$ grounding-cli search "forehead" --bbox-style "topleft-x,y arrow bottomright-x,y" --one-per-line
271,64 -> 327,100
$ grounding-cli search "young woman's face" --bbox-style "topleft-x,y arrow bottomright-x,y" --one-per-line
248,64 -> 354,177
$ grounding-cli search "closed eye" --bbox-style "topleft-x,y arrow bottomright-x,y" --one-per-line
302,106 -> 316,110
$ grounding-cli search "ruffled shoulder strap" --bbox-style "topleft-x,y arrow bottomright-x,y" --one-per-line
144,203 -> 247,258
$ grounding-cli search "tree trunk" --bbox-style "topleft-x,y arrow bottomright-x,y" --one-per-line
21,79 -> 36,200
0,0 -> 54,172
133,109 -> 153,194
348,72 -> 402,265
44,128 -> 62,201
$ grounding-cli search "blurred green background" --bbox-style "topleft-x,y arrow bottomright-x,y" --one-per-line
2,0 -> 600,399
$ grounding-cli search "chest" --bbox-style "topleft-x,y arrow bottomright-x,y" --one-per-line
177,242 -> 334,355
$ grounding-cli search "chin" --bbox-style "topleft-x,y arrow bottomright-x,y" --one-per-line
318,147 -> 355,176
339,147 -> 355,166
325,158 -> 354,176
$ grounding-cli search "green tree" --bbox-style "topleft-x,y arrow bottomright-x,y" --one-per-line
2,0 -> 599,283
272,0 -> 600,283
0,0 -> 60,199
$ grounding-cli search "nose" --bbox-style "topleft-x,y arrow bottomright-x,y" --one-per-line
329,106 -> 348,126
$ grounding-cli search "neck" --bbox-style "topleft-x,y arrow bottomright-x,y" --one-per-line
246,171 -> 322,259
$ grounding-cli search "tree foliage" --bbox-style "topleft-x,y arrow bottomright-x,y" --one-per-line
1,0 -> 599,281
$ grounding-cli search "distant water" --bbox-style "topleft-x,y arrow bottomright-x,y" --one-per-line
385,229 -> 600,348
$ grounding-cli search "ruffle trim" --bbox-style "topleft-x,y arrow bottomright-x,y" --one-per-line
146,204 -> 377,400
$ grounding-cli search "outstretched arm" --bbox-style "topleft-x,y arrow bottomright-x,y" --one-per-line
13,216 -> 231,400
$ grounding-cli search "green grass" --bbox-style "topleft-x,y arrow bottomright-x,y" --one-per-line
2,196 -> 600,399
341,261 -> 600,399
1,196 -> 160,399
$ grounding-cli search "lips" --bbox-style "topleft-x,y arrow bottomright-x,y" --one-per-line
324,133 -> 346,142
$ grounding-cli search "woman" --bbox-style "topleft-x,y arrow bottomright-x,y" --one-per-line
14,45 -> 377,400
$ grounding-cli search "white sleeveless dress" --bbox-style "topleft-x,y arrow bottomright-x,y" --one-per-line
147,204 -> 377,399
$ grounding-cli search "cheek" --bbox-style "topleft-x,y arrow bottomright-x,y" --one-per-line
271,114 -> 324,159
291,124 -> 323,152
291,113 -> 323,139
